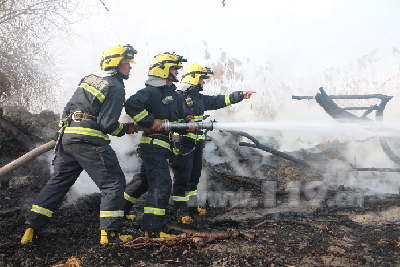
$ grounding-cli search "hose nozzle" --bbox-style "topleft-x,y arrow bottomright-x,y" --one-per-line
161,120 -> 213,131
132,120 -> 214,132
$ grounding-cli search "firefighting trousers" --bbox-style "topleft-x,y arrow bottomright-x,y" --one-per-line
139,145 -> 172,233
124,163 -> 148,215
25,143 -> 126,231
171,143 -> 203,215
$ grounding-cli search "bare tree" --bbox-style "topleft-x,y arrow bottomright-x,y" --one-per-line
0,0 -> 93,113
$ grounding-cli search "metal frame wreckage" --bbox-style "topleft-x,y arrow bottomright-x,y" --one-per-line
293,87 -> 400,171
222,87 -> 399,176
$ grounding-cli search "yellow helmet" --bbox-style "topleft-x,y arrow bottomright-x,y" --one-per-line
181,64 -> 214,85
148,52 -> 187,78
100,44 -> 137,71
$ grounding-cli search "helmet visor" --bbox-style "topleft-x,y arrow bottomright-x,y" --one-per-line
121,58 -> 136,64
171,65 -> 183,70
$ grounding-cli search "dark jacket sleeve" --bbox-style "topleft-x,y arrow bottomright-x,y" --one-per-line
125,89 -> 155,128
97,87 -> 128,137
203,91 -> 244,111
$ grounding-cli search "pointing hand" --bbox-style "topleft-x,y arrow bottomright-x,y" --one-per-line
243,91 -> 256,99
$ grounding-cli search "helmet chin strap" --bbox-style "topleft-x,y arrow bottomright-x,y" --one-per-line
168,72 -> 178,82
196,84 -> 203,91
117,70 -> 129,80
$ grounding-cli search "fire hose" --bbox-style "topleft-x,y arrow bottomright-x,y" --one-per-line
0,120 -> 214,177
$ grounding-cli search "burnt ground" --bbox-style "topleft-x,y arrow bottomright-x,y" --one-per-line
1,112 -> 400,266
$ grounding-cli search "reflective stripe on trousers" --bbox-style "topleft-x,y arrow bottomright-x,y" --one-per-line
139,148 -> 172,232
144,207 -> 165,215
188,190 -> 197,197
124,192 -> 137,204
31,205 -> 53,217
99,210 -> 124,217
172,195 -> 189,202
25,143 -> 126,231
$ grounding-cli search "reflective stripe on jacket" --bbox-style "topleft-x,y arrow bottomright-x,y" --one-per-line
61,71 -> 128,145
125,83 -> 188,150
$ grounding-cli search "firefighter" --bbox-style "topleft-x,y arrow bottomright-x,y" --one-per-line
171,64 -> 256,224
21,45 -> 138,245
124,52 -> 194,238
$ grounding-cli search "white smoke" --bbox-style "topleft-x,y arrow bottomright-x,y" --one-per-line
200,44 -> 400,194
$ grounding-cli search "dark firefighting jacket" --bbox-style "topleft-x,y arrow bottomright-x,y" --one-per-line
178,87 -> 245,144
125,83 -> 188,152
61,70 -> 129,146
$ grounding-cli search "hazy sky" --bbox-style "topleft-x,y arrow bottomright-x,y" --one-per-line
58,0 -> 400,101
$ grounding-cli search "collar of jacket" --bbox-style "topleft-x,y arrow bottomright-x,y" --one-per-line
145,76 -> 167,87
180,83 -> 199,97
116,70 -> 129,80
180,83 -> 192,91
92,70 -> 117,77
92,69 -> 125,83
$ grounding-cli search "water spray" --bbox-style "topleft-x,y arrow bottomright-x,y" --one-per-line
211,121 -> 400,137
131,120 -> 400,137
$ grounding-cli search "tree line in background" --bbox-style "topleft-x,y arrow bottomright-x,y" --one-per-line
0,0 -> 93,113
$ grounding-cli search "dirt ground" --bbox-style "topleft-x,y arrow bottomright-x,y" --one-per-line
1,182 -> 400,267
1,110 -> 400,267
